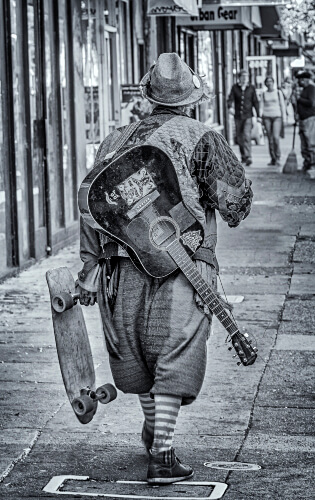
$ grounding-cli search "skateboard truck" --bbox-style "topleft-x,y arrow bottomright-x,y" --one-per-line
52,292 -> 80,313
72,384 -> 117,417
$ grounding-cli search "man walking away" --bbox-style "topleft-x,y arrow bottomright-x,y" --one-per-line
228,69 -> 261,166
292,70 -> 315,176
77,53 -> 253,485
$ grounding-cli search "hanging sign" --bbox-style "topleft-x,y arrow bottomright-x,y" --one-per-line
177,6 -> 253,29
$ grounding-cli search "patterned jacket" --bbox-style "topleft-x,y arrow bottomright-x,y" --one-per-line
78,107 -> 253,291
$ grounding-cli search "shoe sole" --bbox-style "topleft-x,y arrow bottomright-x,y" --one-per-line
147,471 -> 194,484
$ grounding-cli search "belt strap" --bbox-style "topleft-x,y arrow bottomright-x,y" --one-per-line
104,121 -> 142,161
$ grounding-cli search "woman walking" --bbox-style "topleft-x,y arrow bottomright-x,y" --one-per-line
260,76 -> 286,166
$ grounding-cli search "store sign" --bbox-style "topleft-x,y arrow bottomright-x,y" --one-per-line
147,0 -> 199,16
121,85 -> 142,103
177,6 -> 252,29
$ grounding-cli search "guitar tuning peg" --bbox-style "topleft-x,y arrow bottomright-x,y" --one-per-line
248,340 -> 252,344
228,347 -> 232,351
237,362 -> 241,366
232,355 -> 237,358
253,347 -> 258,351
244,333 -> 249,338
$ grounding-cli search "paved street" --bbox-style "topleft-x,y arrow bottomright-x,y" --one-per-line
0,126 -> 314,499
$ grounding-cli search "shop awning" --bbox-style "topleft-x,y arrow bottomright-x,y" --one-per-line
252,6 -> 284,39
147,0 -> 199,16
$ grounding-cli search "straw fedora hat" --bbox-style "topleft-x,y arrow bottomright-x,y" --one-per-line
140,53 -> 210,107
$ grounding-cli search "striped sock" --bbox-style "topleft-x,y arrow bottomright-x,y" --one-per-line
151,394 -> 182,454
138,393 -> 155,435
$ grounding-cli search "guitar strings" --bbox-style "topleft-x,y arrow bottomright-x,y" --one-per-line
218,272 -> 259,353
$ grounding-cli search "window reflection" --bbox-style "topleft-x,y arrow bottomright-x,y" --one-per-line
59,0 -> 73,224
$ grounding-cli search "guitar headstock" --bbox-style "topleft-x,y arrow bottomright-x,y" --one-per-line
229,331 -> 257,366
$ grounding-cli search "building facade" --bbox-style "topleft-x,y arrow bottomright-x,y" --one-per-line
0,0 -> 152,278
0,0 -> 299,279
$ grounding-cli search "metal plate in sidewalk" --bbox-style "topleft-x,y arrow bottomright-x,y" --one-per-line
204,462 -> 261,471
43,475 -> 228,499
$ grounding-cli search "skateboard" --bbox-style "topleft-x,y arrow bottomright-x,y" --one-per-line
46,267 -> 117,424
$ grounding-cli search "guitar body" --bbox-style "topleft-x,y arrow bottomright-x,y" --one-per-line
79,145 -> 204,278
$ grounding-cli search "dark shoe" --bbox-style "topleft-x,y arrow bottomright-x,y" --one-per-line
141,422 -> 154,455
267,159 -> 276,166
147,448 -> 194,484
245,158 -> 252,166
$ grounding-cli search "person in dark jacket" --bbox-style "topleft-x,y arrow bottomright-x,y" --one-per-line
292,70 -> 315,175
77,53 -> 253,485
228,69 -> 261,166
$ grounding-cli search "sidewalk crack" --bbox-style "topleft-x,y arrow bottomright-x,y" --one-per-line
0,401 -> 65,483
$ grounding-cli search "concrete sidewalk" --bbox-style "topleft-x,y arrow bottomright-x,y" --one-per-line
0,126 -> 314,499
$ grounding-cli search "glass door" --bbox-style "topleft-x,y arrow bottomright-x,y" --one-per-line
27,0 -> 48,258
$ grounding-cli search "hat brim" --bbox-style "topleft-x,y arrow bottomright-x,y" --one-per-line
140,71 -> 207,107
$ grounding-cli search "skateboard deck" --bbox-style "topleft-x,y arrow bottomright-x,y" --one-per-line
46,267 -> 117,424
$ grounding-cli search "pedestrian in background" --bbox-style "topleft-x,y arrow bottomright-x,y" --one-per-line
227,69 -> 261,166
291,70 -> 315,175
77,53 -> 253,485
260,75 -> 286,167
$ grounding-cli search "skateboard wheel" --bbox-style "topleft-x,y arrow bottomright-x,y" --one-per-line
72,395 -> 95,416
96,383 -> 117,404
52,292 -> 74,313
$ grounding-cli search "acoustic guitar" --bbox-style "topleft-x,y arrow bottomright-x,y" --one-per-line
79,145 -> 257,366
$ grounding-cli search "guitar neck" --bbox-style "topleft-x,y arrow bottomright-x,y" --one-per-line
167,240 -> 238,337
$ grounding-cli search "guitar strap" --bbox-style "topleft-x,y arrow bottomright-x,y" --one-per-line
104,121 -> 142,161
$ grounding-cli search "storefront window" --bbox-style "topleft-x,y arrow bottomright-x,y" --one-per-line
44,0 -> 62,233
10,0 -> 30,263
59,0 -> 74,224
198,31 -> 215,125
104,2 -> 119,134
82,0 -> 100,169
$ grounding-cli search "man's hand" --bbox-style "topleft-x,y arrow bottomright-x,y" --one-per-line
228,108 -> 235,116
76,283 -> 97,306
257,117 -> 262,123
